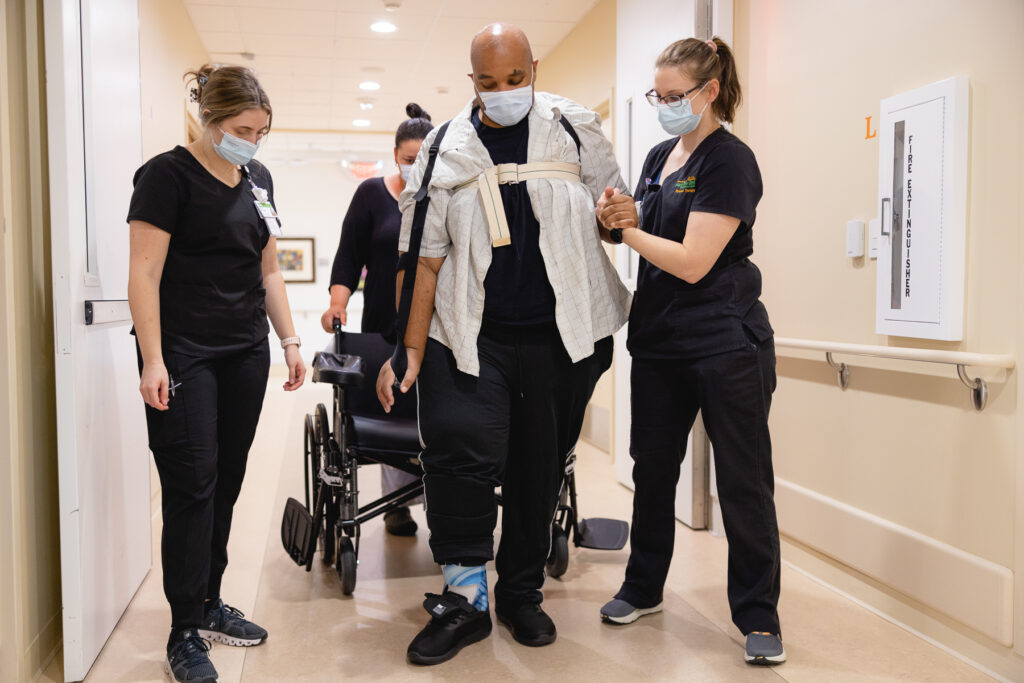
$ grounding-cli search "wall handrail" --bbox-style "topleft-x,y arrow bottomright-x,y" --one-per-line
774,336 -> 1016,411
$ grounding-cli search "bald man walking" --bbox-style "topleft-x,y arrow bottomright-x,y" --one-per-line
378,23 -> 630,664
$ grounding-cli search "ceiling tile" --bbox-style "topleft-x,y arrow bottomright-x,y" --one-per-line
185,4 -> 241,32
192,0 -> 600,132
337,0 -> 445,16
237,8 -> 337,35
198,31 -> 247,54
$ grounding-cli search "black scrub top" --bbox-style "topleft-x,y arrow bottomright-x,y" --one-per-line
127,146 -> 273,357
472,108 -> 557,326
627,128 -> 773,359
329,177 -> 400,339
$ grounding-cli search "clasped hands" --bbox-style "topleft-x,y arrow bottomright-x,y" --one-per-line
596,187 -> 639,232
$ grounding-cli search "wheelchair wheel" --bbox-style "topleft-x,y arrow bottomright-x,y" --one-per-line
321,494 -> 337,566
314,403 -> 330,448
303,414 -> 317,513
546,523 -> 569,578
336,535 -> 357,595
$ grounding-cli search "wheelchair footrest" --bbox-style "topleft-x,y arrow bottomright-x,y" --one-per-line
577,517 -> 629,550
281,497 -> 315,570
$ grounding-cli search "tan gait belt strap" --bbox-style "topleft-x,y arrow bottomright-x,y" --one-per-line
455,161 -> 582,247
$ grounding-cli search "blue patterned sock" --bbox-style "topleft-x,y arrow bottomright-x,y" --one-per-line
442,564 -> 488,611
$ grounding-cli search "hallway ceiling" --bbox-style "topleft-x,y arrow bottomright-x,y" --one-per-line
183,0 -> 600,134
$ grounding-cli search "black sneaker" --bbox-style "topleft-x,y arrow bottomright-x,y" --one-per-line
166,629 -> 217,683
198,599 -> 268,647
407,592 -> 492,665
384,507 -> 418,536
495,602 -> 557,647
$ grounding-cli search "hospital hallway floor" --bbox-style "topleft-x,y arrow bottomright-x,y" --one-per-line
43,366 -> 994,682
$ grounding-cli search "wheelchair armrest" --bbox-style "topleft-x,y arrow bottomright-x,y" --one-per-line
312,351 -> 364,387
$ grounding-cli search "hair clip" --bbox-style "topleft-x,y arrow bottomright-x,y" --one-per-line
705,39 -> 718,53
198,74 -> 208,86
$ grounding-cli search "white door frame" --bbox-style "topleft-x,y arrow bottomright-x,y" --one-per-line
44,0 -> 150,679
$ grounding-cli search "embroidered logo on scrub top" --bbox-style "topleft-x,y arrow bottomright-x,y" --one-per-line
675,176 -> 696,193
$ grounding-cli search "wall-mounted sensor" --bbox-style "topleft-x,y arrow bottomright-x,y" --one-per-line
846,219 -> 865,258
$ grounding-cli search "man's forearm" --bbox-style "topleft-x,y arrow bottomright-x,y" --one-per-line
404,258 -> 439,352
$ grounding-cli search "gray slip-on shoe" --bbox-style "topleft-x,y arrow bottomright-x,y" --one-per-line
744,631 -> 786,665
600,598 -> 663,625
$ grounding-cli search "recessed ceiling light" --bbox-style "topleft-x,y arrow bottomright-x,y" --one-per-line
370,21 -> 397,33
359,100 -> 374,111
352,119 -> 371,127
359,81 -> 381,91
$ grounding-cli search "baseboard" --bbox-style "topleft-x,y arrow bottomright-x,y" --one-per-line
775,476 -> 1013,646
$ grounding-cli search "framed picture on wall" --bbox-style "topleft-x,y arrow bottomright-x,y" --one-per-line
276,237 -> 316,283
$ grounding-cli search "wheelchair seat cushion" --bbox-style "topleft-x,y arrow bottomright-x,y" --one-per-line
312,351 -> 363,387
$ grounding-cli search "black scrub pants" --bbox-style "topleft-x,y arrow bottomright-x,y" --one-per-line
615,339 -> 781,636
417,323 -> 612,608
138,339 -> 270,630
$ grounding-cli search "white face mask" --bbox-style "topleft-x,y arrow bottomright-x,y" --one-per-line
477,70 -> 535,126
399,163 -> 413,182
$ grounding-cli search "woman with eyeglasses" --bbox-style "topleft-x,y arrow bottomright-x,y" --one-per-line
595,37 -> 783,666
128,64 -> 305,682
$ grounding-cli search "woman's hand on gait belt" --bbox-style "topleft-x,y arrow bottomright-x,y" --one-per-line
375,346 -> 423,413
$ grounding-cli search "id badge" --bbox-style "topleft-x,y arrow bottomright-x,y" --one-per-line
254,199 -> 283,236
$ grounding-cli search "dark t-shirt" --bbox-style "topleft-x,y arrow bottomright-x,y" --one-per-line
127,145 -> 273,357
627,128 -> 773,359
330,177 -> 400,339
472,108 -> 557,325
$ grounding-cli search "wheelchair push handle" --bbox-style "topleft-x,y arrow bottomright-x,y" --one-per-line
333,318 -> 342,354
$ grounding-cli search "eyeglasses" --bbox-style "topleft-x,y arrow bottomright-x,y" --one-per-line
645,84 -> 705,108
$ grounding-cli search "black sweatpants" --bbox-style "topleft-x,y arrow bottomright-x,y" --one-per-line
417,323 -> 612,607
616,339 -> 781,635
138,339 -> 270,629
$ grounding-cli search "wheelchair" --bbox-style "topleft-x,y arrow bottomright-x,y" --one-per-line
281,323 -> 629,595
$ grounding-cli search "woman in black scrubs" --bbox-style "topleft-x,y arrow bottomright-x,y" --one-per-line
595,37 -> 784,665
128,64 -> 305,683
321,103 -> 433,536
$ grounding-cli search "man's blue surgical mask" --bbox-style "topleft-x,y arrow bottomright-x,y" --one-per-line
477,72 -> 535,126
658,82 -> 710,137
214,128 -> 259,166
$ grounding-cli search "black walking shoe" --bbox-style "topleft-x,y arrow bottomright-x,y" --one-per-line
198,599 -> 268,647
384,507 -> 418,536
407,592 -> 492,665
495,602 -> 557,647
166,629 -> 217,682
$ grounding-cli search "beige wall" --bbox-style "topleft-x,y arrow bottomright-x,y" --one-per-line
539,0 -> 617,112
138,0 -> 208,160
733,0 -> 1024,674
0,0 -> 61,680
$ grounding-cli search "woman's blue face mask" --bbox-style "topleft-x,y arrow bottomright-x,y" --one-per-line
657,81 -> 710,136
214,128 -> 259,166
